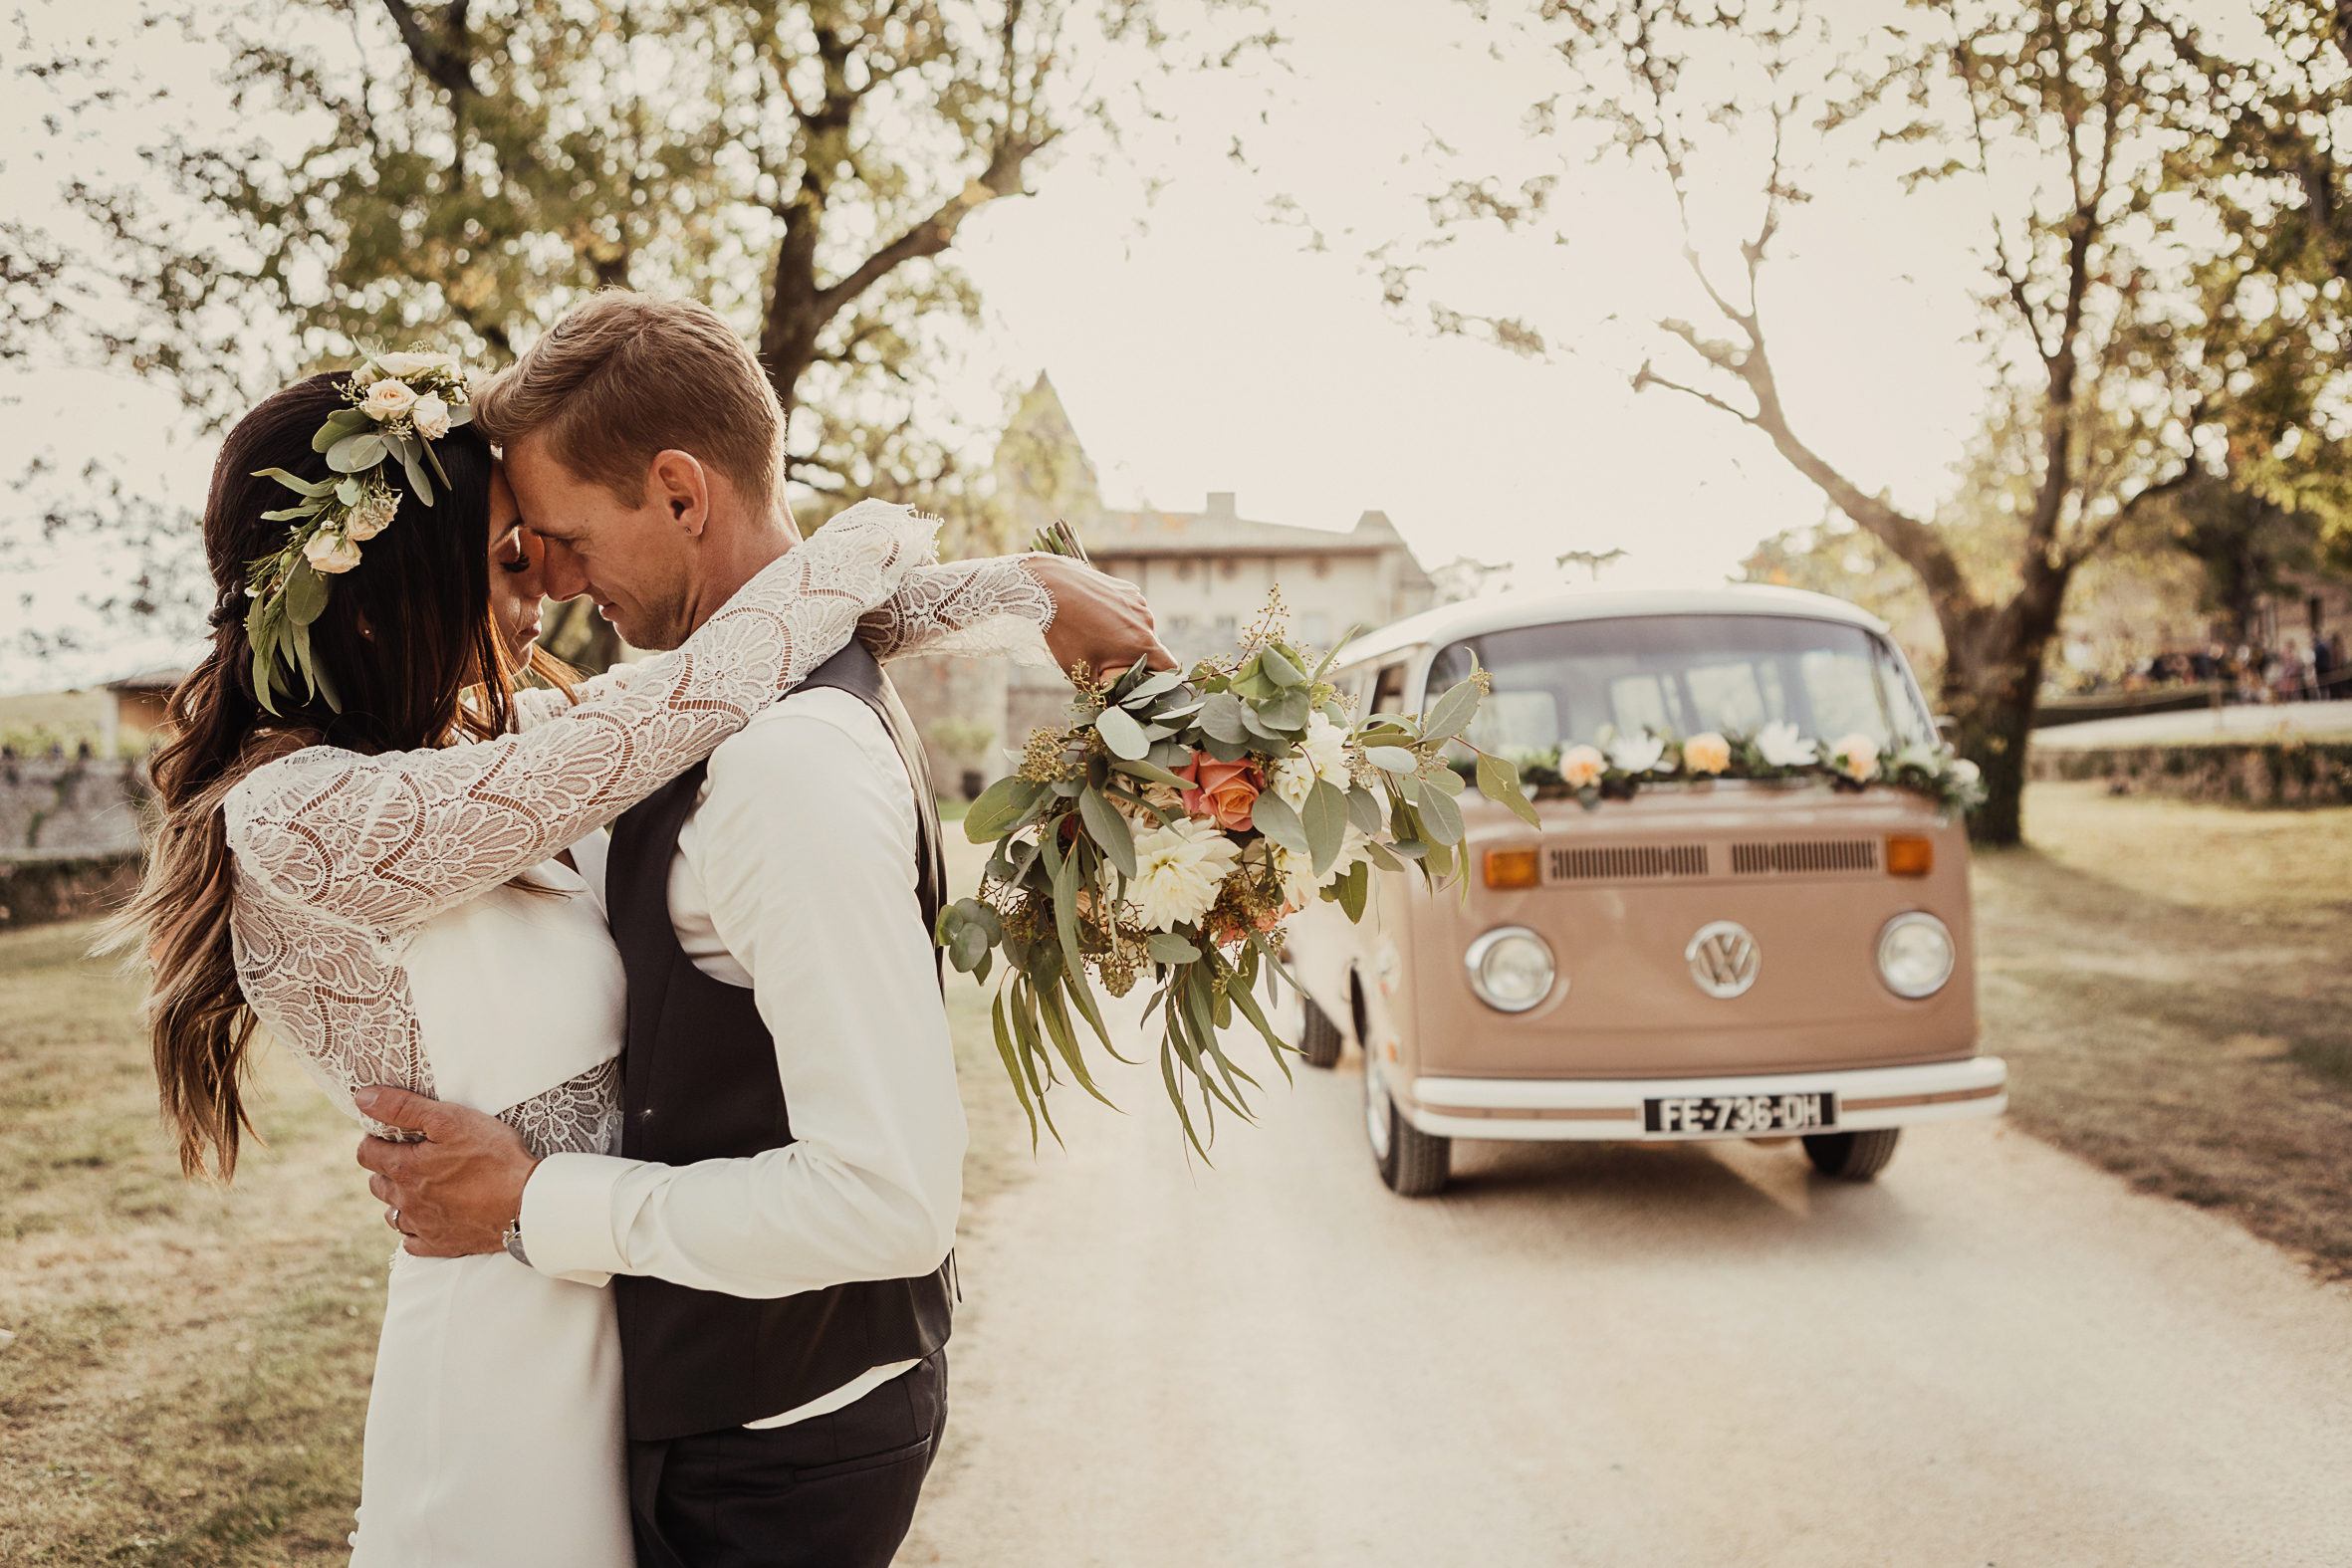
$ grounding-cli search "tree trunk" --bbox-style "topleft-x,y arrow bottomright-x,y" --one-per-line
1931,563 -> 2072,848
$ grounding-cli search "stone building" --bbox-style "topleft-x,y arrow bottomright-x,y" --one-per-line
891,376 -> 1436,798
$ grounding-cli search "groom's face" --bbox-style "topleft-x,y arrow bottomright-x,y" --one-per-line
502,436 -> 698,650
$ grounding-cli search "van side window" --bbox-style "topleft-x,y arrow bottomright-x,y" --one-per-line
1371,663 -> 1409,718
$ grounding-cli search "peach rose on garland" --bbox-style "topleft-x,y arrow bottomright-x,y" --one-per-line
1558,744 -> 1607,789
1681,732 -> 1732,776
1174,751 -> 1265,831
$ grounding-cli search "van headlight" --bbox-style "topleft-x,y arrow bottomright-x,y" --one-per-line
1464,926 -> 1556,1012
1876,912 -> 1956,999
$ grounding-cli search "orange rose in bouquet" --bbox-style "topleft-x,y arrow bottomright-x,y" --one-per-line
1174,752 -> 1265,831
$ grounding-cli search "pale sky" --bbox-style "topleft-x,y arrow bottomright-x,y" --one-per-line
0,0 -> 2007,694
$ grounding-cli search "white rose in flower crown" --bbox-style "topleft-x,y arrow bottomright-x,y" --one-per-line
304,529 -> 363,574
1755,721 -> 1817,769
374,350 -> 457,378
1607,731 -> 1666,775
1829,733 -> 1881,783
411,393 -> 452,440
1128,815 -> 1242,932
361,379 -> 420,422
1559,743 -> 1607,789
1300,710 -> 1349,785
1270,753 -> 1315,811
343,488 -> 398,541
1682,731 -> 1731,775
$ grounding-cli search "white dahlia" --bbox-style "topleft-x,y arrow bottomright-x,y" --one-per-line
1128,816 -> 1242,932
1269,753 -> 1315,811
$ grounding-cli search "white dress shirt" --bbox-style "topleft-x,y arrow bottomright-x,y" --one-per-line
522,685 -> 969,1428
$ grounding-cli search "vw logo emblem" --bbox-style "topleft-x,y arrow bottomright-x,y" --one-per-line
1686,921 -> 1761,999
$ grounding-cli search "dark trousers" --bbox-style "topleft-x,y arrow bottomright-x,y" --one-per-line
627,1350 -> 948,1568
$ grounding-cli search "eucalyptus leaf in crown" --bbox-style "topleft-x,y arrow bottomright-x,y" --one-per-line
242,348 -> 473,715
935,525 -> 1542,1156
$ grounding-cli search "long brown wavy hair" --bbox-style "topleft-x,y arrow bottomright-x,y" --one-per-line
105,372 -> 576,1180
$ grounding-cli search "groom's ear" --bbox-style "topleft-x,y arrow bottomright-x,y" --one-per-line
647,449 -> 710,537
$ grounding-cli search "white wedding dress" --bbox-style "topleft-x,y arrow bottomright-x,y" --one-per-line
218,504 -> 1053,1565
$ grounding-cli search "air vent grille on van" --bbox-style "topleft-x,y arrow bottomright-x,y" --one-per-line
1547,844 -> 1709,882
1729,839 -> 1879,875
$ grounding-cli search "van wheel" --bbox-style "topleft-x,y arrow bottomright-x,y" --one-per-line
1366,1064 -> 1450,1197
1299,1001 -> 1343,1069
1803,1129 -> 1900,1181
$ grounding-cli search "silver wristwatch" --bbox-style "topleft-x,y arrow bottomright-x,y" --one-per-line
501,1215 -> 531,1268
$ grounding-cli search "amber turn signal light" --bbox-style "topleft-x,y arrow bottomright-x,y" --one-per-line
1484,847 -> 1541,889
1885,834 -> 1934,877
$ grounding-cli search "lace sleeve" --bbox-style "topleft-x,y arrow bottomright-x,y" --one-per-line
859,554 -> 1058,665
225,500 -> 937,935
514,663 -> 646,732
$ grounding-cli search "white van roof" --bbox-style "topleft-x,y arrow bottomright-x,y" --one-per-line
1330,584 -> 1890,670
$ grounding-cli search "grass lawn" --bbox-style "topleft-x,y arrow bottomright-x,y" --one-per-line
1977,782 -> 2352,1279
0,831 -> 1028,1566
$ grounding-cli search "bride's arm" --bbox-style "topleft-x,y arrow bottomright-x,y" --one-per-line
225,501 -> 936,933
861,551 -> 1172,677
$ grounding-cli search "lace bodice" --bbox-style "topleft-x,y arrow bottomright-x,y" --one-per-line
223,504 -> 1057,1157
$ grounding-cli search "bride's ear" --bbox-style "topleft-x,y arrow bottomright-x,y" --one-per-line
647,450 -> 709,537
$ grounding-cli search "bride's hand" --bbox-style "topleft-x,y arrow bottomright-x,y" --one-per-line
1020,555 -> 1177,683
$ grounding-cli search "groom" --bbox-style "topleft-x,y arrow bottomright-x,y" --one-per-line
355,292 -> 1167,1567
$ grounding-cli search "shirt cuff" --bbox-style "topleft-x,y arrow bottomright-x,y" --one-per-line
519,1151 -> 642,1285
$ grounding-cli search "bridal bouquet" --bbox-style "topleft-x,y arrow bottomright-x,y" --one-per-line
1497,720 -> 1987,821
936,530 -> 1539,1152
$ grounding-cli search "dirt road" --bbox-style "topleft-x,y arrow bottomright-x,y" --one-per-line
899,1020 -> 2352,1567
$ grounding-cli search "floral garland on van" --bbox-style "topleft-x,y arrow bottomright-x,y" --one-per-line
1482,720 -> 1987,821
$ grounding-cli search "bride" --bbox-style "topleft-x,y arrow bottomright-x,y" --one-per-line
107,347 -> 1157,1562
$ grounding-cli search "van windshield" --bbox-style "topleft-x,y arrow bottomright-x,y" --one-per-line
1424,614 -> 1933,756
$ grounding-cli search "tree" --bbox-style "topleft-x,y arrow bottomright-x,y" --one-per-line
1374,0 -> 2336,844
5,0 -> 1271,661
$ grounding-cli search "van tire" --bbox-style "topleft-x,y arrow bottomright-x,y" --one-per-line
1368,1070 -> 1450,1197
1803,1128 -> 1900,1181
1299,1001 -> 1343,1069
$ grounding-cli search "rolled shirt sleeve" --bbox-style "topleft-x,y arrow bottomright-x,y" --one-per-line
517,688 -> 966,1297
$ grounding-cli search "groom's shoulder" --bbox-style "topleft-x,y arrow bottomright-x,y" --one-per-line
706,687 -> 905,809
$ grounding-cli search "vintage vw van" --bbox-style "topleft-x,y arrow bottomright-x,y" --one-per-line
1286,586 -> 2006,1197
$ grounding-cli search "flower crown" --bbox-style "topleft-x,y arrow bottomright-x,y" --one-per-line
243,348 -> 473,714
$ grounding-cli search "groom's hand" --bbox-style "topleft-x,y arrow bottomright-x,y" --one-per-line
353,1086 -> 538,1259
1021,555 -> 1177,681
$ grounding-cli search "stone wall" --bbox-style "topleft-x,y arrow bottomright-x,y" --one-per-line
2029,741 -> 2352,806
0,758 -> 149,857
0,854 -> 140,932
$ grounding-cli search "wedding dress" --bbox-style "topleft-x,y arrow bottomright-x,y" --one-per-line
218,503 -> 1053,1566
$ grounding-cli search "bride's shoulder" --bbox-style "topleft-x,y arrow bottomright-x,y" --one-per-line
221,739 -> 371,820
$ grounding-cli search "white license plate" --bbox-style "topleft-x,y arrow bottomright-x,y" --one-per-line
1642,1091 -> 1836,1138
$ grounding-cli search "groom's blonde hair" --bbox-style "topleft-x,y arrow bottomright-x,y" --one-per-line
473,291 -> 785,507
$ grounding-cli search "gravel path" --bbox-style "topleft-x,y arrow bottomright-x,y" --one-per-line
898,1020 -> 2352,1568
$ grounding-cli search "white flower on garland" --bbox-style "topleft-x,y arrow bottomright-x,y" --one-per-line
375,350 -> 457,378
1755,721 -> 1817,769
1891,740 -> 1940,775
1129,815 -> 1242,932
362,379 -> 419,422
1682,732 -> 1731,775
1300,710 -> 1349,785
344,488 -> 398,541
1269,753 -> 1315,811
1559,744 -> 1607,788
304,530 -> 363,574
411,393 -> 453,440
1607,731 -> 1667,775
1950,757 -> 1982,786
1828,733 -> 1880,783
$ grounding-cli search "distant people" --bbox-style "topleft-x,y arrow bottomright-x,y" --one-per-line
2276,639 -> 2307,703
2192,645 -> 2218,683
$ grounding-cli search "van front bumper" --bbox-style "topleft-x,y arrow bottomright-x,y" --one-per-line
1399,1056 -> 2006,1142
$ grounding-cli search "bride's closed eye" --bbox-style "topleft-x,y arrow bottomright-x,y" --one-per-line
496,528 -> 531,574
